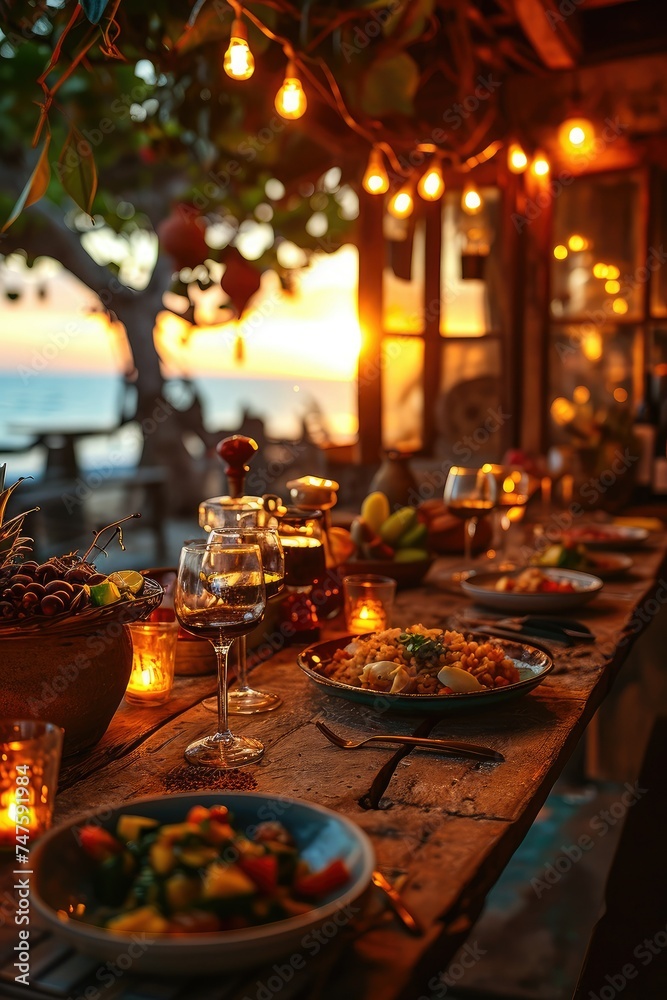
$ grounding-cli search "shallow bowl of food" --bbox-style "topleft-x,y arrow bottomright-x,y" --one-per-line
556,525 -> 649,550
32,792 -> 374,975
461,567 -> 603,612
297,627 -> 553,714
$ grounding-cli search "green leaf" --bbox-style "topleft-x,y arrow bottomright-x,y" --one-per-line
79,1 -> 110,25
1,135 -> 51,233
58,127 -> 98,216
360,52 -> 420,116
383,0 -> 435,45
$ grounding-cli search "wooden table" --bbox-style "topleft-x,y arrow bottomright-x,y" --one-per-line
2,539 -> 666,1000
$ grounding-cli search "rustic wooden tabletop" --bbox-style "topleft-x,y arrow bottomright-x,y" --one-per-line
2,537 -> 666,1000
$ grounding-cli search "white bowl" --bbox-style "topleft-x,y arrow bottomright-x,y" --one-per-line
461,568 -> 603,612
32,791 -> 374,975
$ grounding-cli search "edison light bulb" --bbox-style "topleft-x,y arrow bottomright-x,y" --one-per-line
362,148 -> 389,195
417,162 -> 444,201
275,63 -> 307,120
462,183 -> 482,214
531,151 -> 550,177
223,20 -> 254,80
558,116 -> 595,155
508,142 -> 528,174
388,185 -> 413,219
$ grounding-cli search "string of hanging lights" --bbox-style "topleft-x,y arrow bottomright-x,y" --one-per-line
216,1 -> 600,206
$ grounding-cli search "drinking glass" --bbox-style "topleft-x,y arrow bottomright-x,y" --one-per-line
0,720 -> 63,850
175,540 -> 266,768
443,466 -> 497,581
201,526 -> 284,715
483,465 -> 532,569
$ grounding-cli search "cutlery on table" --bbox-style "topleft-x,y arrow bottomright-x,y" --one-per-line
315,721 -> 504,763
371,869 -> 424,936
462,614 -> 595,644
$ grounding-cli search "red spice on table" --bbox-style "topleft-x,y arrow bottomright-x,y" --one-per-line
163,766 -> 257,793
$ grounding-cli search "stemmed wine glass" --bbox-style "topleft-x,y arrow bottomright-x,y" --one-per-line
175,539 -> 266,768
443,466 -> 497,582
201,526 -> 284,715
483,465 -> 532,569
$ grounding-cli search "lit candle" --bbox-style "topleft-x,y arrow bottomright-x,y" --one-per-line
0,720 -> 63,852
541,476 -> 552,510
126,658 -> 171,703
125,623 -> 178,706
0,791 -> 40,849
349,599 -> 387,634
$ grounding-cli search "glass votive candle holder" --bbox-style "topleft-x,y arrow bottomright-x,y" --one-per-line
343,575 -> 396,634
0,720 -> 64,852
125,621 -> 179,706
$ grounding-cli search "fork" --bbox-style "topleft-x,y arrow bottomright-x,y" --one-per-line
315,721 -> 504,762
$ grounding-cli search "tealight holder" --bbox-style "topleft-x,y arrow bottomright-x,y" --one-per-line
125,621 -> 179,706
343,575 -> 396,634
0,720 -> 63,851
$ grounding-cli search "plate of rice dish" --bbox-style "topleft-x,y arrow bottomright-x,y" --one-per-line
297,624 -> 553,714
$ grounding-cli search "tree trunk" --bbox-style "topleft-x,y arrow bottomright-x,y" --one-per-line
2,199 -> 209,514
110,268 -> 210,515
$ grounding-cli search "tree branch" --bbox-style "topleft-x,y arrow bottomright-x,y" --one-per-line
0,195 -> 143,306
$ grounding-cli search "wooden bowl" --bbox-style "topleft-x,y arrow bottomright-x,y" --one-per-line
0,622 -> 132,758
339,557 -> 435,589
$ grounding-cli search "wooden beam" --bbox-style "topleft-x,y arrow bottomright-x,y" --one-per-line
513,0 -> 582,69
356,190 -> 384,465
422,200 -> 443,455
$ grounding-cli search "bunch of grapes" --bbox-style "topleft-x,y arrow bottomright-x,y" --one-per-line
0,556 -> 100,622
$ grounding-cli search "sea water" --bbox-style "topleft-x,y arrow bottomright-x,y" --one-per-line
0,370 -> 356,479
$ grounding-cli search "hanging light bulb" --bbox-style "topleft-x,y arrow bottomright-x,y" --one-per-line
417,161 -> 444,201
558,116 -> 595,155
362,147 -> 389,195
507,142 -> 528,174
223,18 -> 255,80
388,184 -> 414,219
275,61 -> 307,120
462,182 -> 483,215
531,151 -> 550,177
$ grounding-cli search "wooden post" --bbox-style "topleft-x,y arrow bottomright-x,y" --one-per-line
520,168 -> 553,454
422,200 -> 443,455
500,169 -> 525,449
357,189 -> 385,464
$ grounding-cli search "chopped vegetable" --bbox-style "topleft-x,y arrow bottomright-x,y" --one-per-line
74,805 -> 351,935
294,860 -> 350,898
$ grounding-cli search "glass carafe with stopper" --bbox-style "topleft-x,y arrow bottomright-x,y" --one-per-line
285,476 -> 342,619
198,435 -> 282,714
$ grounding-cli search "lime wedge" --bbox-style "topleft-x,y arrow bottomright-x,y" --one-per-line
89,580 -> 122,607
108,570 -> 144,594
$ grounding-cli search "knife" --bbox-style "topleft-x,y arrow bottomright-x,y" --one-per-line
371,870 -> 424,936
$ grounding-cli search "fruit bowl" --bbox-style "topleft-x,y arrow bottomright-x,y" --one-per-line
340,556 -> 435,589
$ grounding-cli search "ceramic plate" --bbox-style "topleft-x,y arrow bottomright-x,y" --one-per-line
557,525 -> 649,550
32,792 -> 374,975
585,552 -> 633,579
461,568 -> 603,612
297,633 -> 553,714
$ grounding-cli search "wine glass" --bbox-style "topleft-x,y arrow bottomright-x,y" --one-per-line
443,466 -> 497,581
175,539 -> 266,768
483,465 -> 532,569
201,526 -> 284,715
